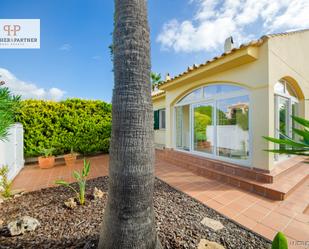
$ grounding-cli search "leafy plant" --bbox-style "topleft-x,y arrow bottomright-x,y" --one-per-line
0,87 -> 21,141
40,148 -> 54,158
263,116 -> 309,156
272,232 -> 288,249
55,159 -> 91,205
0,165 -> 13,198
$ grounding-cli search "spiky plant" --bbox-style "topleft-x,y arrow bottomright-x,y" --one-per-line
264,116 -> 309,156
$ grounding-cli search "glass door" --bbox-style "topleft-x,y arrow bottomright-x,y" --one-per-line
275,96 -> 290,160
192,102 -> 214,154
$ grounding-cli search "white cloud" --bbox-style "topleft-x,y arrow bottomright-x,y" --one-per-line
157,0 -> 309,53
0,68 -> 66,101
59,43 -> 72,51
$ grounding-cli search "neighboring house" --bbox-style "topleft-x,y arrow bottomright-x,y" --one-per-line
152,29 -> 309,200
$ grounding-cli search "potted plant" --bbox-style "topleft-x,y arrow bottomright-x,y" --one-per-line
38,148 -> 55,169
64,147 -> 77,167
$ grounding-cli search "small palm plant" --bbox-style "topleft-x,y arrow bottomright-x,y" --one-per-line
263,116 -> 309,156
55,159 -> 90,205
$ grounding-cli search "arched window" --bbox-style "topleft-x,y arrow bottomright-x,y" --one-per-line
274,79 -> 299,161
175,84 -> 250,165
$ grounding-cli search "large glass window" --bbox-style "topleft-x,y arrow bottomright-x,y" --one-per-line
175,84 -> 250,164
217,96 -> 249,160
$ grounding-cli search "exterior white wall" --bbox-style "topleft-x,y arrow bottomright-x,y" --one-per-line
0,123 -> 24,181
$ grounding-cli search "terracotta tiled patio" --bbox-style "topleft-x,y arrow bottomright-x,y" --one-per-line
12,154 -> 309,249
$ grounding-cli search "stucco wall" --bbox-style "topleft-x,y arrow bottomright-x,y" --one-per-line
153,96 -> 166,146
152,30 -> 309,171
267,31 -> 309,170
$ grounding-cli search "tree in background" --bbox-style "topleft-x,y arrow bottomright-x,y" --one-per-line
0,82 -> 21,141
98,0 -> 162,248
151,72 -> 162,85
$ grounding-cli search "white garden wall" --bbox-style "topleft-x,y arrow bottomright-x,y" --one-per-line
0,123 -> 24,181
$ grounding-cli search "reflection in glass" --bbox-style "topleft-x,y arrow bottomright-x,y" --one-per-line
193,103 -> 213,154
178,88 -> 202,104
216,96 -> 249,160
278,97 -> 289,151
292,101 -> 298,140
203,84 -> 244,98
176,105 -> 190,151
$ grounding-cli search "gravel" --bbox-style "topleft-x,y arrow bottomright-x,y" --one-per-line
0,177 -> 271,249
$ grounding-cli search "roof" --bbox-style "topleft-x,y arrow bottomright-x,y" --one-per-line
152,28 -> 309,95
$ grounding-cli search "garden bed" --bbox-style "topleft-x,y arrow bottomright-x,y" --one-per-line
0,177 -> 271,249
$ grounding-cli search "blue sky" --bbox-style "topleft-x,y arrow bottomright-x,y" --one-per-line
1,0 -> 308,102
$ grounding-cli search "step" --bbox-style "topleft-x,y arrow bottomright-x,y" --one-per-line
157,149 -> 273,183
267,163 -> 309,199
156,150 -> 309,201
271,156 -> 305,182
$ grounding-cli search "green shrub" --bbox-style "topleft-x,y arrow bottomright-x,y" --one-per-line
15,99 -> 112,157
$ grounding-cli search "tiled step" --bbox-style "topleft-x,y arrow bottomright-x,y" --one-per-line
271,157 -> 305,182
157,149 -> 274,183
267,164 -> 309,199
156,149 -> 309,201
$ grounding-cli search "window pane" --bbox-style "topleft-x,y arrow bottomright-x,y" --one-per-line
292,102 -> 298,140
203,85 -> 218,98
160,109 -> 166,129
278,97 -> 289,152
175,105 -> 190,151
178,88 -> 202,104
217,96 -> 250,160
204,84 -> 245,98
193,103 -> 214,154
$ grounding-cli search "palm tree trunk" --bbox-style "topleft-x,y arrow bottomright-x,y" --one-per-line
98,1 -> 162,248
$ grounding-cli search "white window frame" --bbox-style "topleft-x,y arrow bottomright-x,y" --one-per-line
173,84 -> 251,167
274,80 -> 299,162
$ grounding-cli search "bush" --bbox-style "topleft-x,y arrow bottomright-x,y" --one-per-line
15,99 -> 112,157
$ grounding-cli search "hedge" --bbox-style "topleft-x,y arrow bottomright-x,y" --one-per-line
15,99 -> 112,157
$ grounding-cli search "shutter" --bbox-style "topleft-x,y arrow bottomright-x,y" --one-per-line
154,110 -> 160,130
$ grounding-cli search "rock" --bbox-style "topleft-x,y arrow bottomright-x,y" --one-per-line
0,219 -> 3,229
13,194 -> 23,199
93,187 -> 105,199
64,197 -> 77,209
7,216 -> 40,236
198,239 -> 225,249
201,217 -> 225,231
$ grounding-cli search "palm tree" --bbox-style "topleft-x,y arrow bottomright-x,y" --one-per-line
98,1 -> 162,248
0,80 -> 21,141
150,72 -> 162,85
